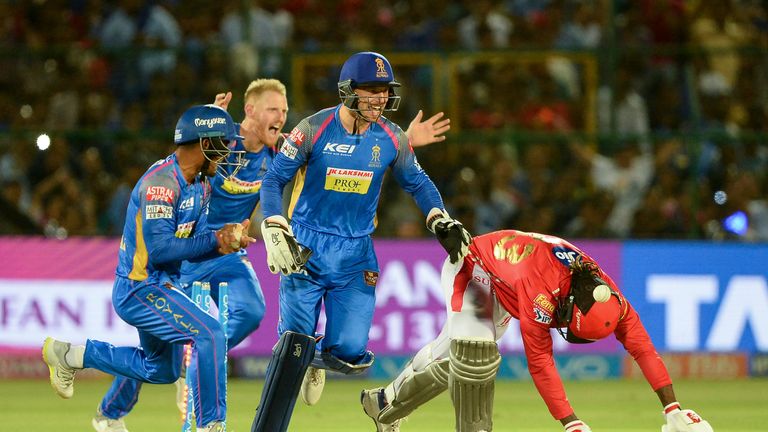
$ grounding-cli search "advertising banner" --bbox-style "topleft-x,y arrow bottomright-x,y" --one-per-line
621,242 -> 768,353
0,237 -> 622,356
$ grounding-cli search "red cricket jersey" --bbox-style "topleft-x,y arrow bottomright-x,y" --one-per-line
466,230 -> 672,420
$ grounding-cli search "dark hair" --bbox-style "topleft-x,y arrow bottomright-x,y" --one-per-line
568,257 -> 603,315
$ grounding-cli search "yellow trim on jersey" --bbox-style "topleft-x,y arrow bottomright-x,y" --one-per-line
287,166 -> 307,219
129,210 -> 149,281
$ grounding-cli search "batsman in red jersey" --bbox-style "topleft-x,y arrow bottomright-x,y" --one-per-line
361,230 -> 714,432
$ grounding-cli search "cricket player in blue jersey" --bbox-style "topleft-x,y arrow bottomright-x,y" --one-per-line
86,79 -> 452,431
250,51 -> 471,432
42,104 -> 254,432
87,80 -> 289,431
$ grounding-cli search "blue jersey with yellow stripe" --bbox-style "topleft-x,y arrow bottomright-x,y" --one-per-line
115,153 -> 218,285
260,105 -> 443,237
205,138 -> 275,230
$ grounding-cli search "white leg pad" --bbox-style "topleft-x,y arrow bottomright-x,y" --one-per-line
449,338 -> 500,432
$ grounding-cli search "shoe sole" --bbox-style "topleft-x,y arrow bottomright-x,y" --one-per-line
42,337 -> 72,399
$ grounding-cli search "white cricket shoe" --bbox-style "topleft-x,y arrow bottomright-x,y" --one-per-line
199,421 -> 225,432
299,366 -> 325,405
361,388 -> 402,432
92,408 -> 129,432
42,337 -> 78,399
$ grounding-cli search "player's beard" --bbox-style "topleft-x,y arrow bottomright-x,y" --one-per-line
200,159 -> 218,178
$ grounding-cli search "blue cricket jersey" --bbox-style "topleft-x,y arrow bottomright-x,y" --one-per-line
205,137 -> 275,230
115,153 -> 218,286
260,105 -> 444,237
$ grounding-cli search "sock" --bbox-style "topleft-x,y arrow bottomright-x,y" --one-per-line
65,344 -> 85,369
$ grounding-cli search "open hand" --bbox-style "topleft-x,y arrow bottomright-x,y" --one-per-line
406,110 -> 451,147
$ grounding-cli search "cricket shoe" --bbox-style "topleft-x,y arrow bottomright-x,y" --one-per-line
361,388 -> 402,432
199,421 -> 225,432
300,366 -> 325,405
42,337 -> 79,399
92,408 -> 129,432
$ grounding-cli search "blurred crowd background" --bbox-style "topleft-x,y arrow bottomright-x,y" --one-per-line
0,0 -> 767,241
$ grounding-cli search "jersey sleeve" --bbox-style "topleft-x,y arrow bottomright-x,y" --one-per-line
389,129 -> 444,215
518,282 -> 574,420
260,120 -> 313,218
614,301 -> 673,391
140,175 -> 217,264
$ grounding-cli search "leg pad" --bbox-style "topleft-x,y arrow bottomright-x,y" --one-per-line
378,358 -> 449,424
449,338 -> 500,432
251,331 -> 316,432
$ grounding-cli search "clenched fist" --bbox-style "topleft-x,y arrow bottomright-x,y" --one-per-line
216,219 -> 255,254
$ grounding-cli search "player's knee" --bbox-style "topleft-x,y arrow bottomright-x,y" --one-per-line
193,325 -> 227,353
144,364 -> 181,384
328,335 -> 368,363
449,338 -> 500,382
240,296 -> 266,328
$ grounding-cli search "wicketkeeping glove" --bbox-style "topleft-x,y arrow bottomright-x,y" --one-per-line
426,208 -> 471,264
564,419 -> 592,432
261,216 -> 312,275
661,403 -> 714,432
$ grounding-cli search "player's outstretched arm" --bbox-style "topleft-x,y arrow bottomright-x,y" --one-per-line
406,110 -> 451,147
426,208 -> 471,263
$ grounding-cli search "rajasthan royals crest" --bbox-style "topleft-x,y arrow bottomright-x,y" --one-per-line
369,143 -> 382,168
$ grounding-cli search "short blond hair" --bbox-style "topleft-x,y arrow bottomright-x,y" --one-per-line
244,79 -> 287,103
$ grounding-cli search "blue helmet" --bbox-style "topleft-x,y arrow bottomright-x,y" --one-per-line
338,52 -> 401,112
174,104 -> 242,145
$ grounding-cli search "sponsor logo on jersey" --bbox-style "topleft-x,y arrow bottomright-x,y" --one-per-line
552,246 -> 580,266
324,167 -> 373,194
323,142 -> 356,156
179,196 -> 194,211
281,144 -> 298,159
146,204 -> 173,219
223,177 -> 262,194
175,221 -> 195,238
534,293 -> 555,313
369,143 -> 382,168
288,127 -> 305,146
146,186 -> 175,203
533,307 -> 552,325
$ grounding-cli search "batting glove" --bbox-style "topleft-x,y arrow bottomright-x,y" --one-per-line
260,216 -> 311,275
564,419 -> 592,432
426,208 -> 471,264
661,403 -> 714,432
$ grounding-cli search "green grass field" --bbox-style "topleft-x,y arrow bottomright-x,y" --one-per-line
4,377 -> 766,431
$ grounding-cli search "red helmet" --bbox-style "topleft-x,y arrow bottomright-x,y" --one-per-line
569,292 -> 621,341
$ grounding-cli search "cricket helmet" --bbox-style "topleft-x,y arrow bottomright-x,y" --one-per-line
568,292 -> 622,341
174,104 -> 245,178
338,52 -> 401,112
174,104 -> 243,145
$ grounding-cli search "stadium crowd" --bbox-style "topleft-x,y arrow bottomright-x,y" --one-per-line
0,0 -> 766,241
